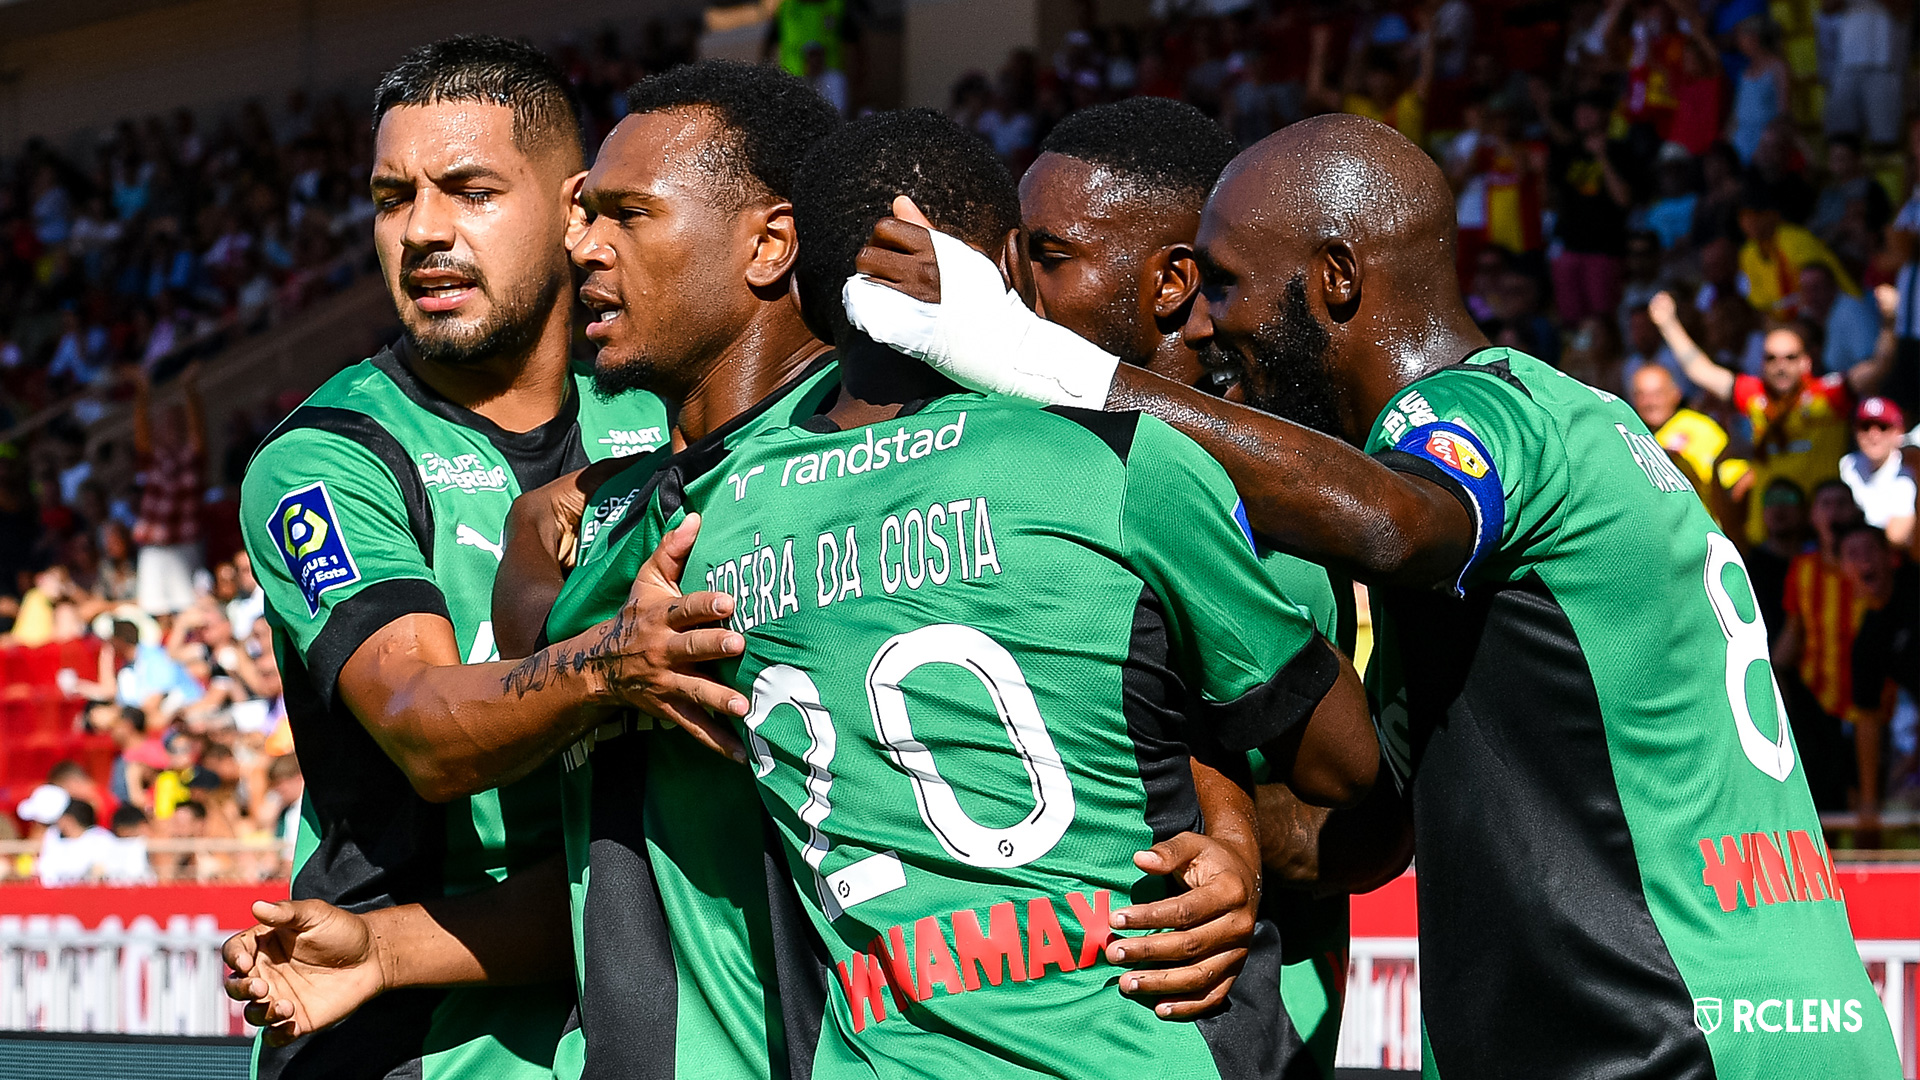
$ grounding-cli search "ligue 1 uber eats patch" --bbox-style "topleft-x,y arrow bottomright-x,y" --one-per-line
271,481 -> 362,616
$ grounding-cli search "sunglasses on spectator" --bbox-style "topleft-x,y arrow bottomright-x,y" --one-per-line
1856,421 -> 1895,432
1763,351 -> 1805,362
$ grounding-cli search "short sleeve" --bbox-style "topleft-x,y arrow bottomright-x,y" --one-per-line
1119,415 -> 1335,754
1364,364 -> 1563,594
241,428 -> 448,705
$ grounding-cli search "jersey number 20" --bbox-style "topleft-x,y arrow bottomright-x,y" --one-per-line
743,623 -> 1077,918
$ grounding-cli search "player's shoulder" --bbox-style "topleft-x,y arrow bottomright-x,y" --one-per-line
1371,348 -> 1558,449
242,353 -> 419,513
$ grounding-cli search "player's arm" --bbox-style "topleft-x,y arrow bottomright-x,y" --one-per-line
1106,760 -> 1263,1018
492,456 -> 632,660
243,437 -> 747,804
844,210 -> 1475,590
334,515 -> 749,801
1256,777 -> 1413,896
1647,291 -> 1737,401
224,854 -> 570,1046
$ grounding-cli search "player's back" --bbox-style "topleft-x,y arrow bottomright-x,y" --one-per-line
1364,349 -> 1896,1079
661,393 -> 1333,1080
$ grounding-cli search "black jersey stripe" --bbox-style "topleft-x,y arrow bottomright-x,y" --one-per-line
303,577 -> 450,712
1201,636 -> 1340,755
762,810 -> 829,1080
1041,406 -> 1140,462
1384,574 -> 1714,1079
581,729 -> 681,1080
255,404 -> 437,568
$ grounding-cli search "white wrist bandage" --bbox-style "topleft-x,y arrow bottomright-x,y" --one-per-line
841,227 -> 1120,408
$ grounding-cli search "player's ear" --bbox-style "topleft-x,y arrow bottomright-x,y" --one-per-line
562,171 -> 590,254
1320,239 -> 1361,323
995,228 -> 1040,312
746,201 -> 800,290
1150,243 -> 1202,323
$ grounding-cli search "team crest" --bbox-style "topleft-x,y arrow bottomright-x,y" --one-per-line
269,482 -> 360,615
1424,429 -> 1489,479
1693,997 -> 1722,1035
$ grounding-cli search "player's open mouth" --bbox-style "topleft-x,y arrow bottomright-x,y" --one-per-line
406,271 -> 479,314
581,287 -> 623,341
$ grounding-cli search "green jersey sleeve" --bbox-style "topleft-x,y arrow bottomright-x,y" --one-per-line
1118,414 -> 1337,753
241,428 -> 449,701
1363,353 -> 1570,593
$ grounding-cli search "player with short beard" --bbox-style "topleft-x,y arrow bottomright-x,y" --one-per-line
232,38 -> 748,1080
1018,98 -> 1409,1080
229,68 -> 1274,1077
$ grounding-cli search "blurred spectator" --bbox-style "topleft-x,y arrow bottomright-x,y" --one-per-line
804,42 -> 850,118
1807,134 -> 1891,271
1821,0 -> 1902,150
107,618 -> 203,723
106,804 -> 156,883
1727,17 -> 1789,163
1307,19 -> 1435,147
1749,478 -> 1811,638
1776,479 -> 1869,810
1838,523 -> 1906,824
1540,90 -> 1635,325
128,363 -> 205,616
766,0 -> 857,83
1631,362 -> 1727,489
1798,262 -> 1880,375
1841,397 -> 1917,546
1738,183 -> 1856,315
153,799 -> 206,882
1851,528 -> 1918,789
37,798 -> 117,886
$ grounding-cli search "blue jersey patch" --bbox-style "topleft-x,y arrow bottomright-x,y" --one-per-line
268,482 -> 361,616
1393,420 -> 1504,594
1231,498 -> 1256,550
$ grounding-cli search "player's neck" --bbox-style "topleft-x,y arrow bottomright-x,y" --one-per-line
405,301 -> 575,433
1347,310 -> 1489,441
822,334 -> 963,430
673,313 -> 831,449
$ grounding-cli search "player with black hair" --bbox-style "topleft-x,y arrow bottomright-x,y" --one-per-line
1021,97 -> 1238,380
1016,97 -> 1410,1080
615,107 -> 1380,1078
231,36 -> 748,1080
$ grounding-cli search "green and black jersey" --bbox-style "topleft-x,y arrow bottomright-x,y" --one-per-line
543,357 -> 841,1080
640,393 -> 1341,1079
1361,348 -> 1897,1079
239,343 -> 666,1080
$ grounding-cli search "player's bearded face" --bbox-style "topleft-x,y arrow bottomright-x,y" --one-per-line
402,248 -> 561,368
1211,274 -> 1343,436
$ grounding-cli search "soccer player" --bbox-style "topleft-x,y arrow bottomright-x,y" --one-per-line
227,66 -> 1260,1078
842,114 -> 1900,1077
639,107 -> 1380,1078
236,39 -> 747,1080
1015,97 -> 1410,1078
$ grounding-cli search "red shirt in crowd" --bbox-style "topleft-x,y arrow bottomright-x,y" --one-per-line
131,445 -> 204,548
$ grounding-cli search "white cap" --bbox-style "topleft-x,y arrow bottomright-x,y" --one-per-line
17,784 -> 71,825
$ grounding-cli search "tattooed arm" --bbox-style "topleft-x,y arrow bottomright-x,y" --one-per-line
335,515 -> 749,803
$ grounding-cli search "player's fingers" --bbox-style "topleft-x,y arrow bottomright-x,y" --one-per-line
657,699 -> 748,762
224,974 -> 267,1003
657,671 -> 750,719
263,1016 -> 303,1048
852,246 -> 935,292
890,196 -> 935,229
1130,833 -> 1205,877
1118,947 -> 1244,997
222,928 -> 260,975
662,590 -> 737,630
1106,912 -> 1251,965
1131,967 -> 1241,1020
1110,883 -> 1243,932
633,514 -> 701,594
242,997 -> 292,1028
661,628 -> 747,667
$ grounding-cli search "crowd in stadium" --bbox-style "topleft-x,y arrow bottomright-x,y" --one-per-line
0,0 -> 1916,897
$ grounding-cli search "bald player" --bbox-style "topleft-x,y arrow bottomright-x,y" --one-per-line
1016,97 -> 1409,1079
844,114 -> 1897,1078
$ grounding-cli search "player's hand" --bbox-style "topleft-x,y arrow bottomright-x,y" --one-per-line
597,513 -> 749,760
508,457 -> 628,571
853,196 -> 942,304
1876,283 -> 1900,324
1648,290 -> 1679,329
1108,831 -> 1258,1020
223,899 -> 385,1047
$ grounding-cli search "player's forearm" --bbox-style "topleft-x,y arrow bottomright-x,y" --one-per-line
1252,648 -> 1377,809
372,854 -> 572,990
1257,776 -> 1413,897
343,620 -> 622,802
1107,366 -> 1473,587
493,512 -> 569,661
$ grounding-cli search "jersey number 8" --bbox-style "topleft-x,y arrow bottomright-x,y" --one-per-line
1704,532 -> 1795,782
744,623 -> 1078,918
